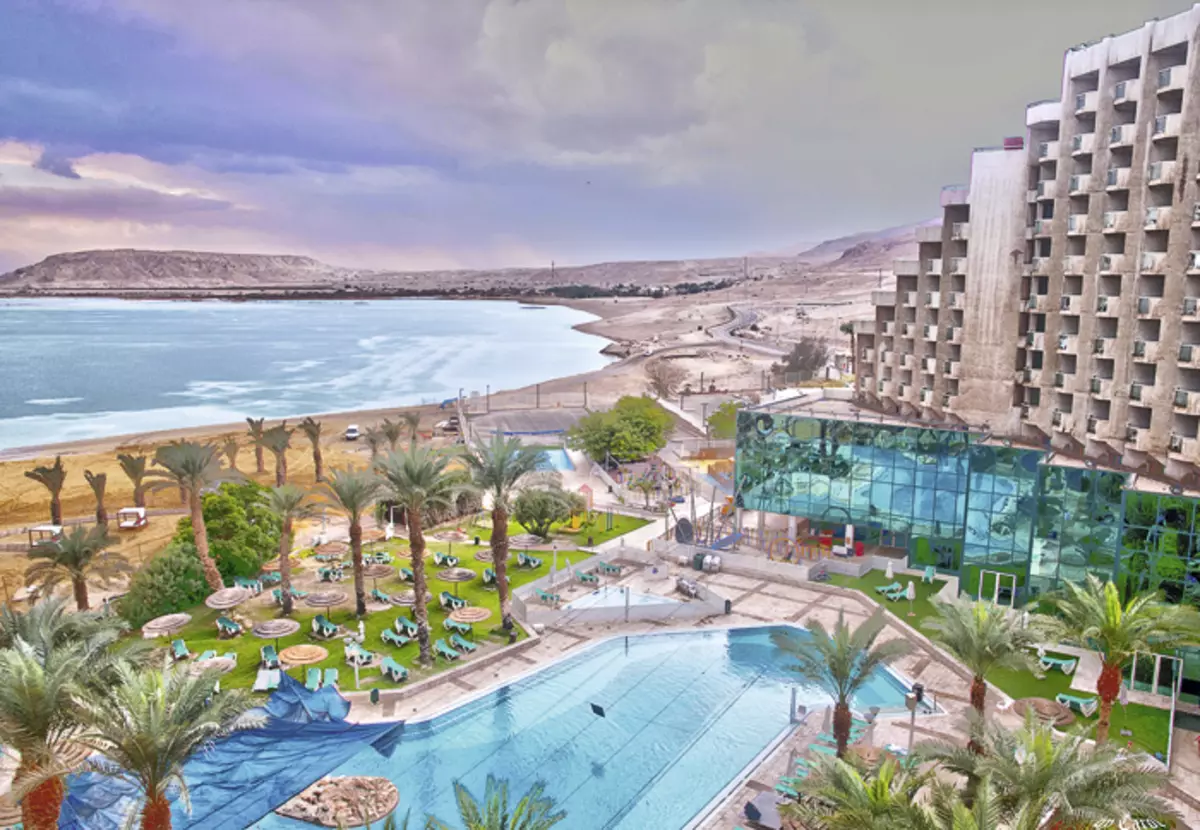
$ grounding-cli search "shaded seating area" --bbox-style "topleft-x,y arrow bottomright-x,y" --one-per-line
366,551 -> 392,565
433,552 -> 460,567
170,639 -> 191,661
233,577 -> 262,594
259,571 -> 282,586
318,567 -> 345,583
272,587 -> 310,605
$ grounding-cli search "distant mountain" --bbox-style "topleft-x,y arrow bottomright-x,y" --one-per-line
750,220 -> 937,267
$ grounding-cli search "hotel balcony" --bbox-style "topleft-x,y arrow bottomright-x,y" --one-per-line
902,291 -> 918,307
1020,403 -> 1033,421
948,258 -> 966,275
1159,65 -> 1187,93
860,348 -> 876,365
1025,294 -> 1048,312
1145,206 -> 1173,230
1036,140 -> 1059,161
872,290 -> 896,306
1096,295 -> 1122,316
902,322 -> 918,338
901,353 -> 917,370
1154,114 -> 1182,140
1033,219 -> 1053,236
893,259 -> 919,277
1052,371 -> 1071,390
1137,295 -> 1163,317
1066,215 -> 1087,236
1194,203 -> 1200,225
915,225 -> 943,243
920,388 -> 934,407
1056,334 -> 1078,354
1092,336 -> 1115,357
925,291 -> 941,309
1175,389 -> 1200,416
860,374 -> 876,390
1169,434 -> 1199,460
944,326 -> 962,345
922,324 -> 939,342
1025,331 -> 1046,350
1072,132 -> 1095,155
853,320 -> 875,335
1129,381 -> 1160,405
1089,377 -> 1113,398
882,321 -> 895,336
1031,257 -> 1052,276
1179,343 -> 1200,367
1148,160 -> 1177,185
1140,252 -> 1167,273
926,258 -> 943,274
1109,124 -> 1135,148
1051,409 -> 1075,434
1133,339 -> 1161,361
1099,253 -> 1125,273
922,357 -> 938,374
1190,251 -> 1200,273
880,380 -> 898,398
1068,173 -> 1091,195
1074,90 -> 1098,114
1059,294 -> 1082,314
1019,367 -> 1043,386
1063,255 -> 1085,275
1113,78 -> 1140,106
950,222 -> 969,240
947,291 -> 964,309
1036,179 -> 1057,200
1132,427 -> 1156,453
944,359 -> 961,379
1103,211 -> 1130,233
1106,167 -> 1131,190
1185,297 -> 1200,318
942,393 -> 956,412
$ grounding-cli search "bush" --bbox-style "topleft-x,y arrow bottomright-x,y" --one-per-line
706,401 -> 740,440
514,488 -> 575,539
567,396 -> 673,463
117,539 -> 209,628
173,481 -> 281,581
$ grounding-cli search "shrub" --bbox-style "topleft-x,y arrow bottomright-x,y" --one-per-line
514,488 -> 575,539
567,396 -> 673,463
173,481 -> 281,580
117,539 -> 209,628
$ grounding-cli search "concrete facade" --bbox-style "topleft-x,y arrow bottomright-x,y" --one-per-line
856,4 -> 1200,483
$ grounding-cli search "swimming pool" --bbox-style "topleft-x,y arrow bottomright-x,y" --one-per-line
537,447 -> 575,471
252,626 -> 914,830
563,587 -> 675,609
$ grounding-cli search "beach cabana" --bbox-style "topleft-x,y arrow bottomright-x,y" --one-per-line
27,524 -> 63,547
116,507 -> 148,530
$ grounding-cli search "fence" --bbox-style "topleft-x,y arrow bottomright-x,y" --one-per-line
459,382 -> 593,416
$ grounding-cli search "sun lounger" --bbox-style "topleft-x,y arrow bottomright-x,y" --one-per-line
434,639 -> 460,661
272,587 -> 284,605
344,642 -> 376,667
883,587 -> 906,601
874,581 -> 902,594
883,743 -> 909,757
444,619 -> 471,636
222,651 -> 237,664
252,668 -> 281,692
290,587 -> 309,599
196,650 -> 217,662
394,616 -> 418,637
312,615 -> 338,639
260,571 -> 281,585
774,782 -> 800,799
481,567 -> 496,585
433,552 -> 460,567
170,639 -> 190,661
535,588 -> 561,606
398,567 -> 414,582
1040,655 -> 1078,675
368,551 -> 392,565
382,628 -> 411,648
305,667 -> 322,691
576,569 -> 599,585
922,565 -> 936,584
1056,692 -> 1098,717
371,588 -> 391,605
216,616 -> 243,638
234,576 -> 262,594
318,567 -> 344,583
439,591 -> 466,610
324,668 -> 339,688
517,552 -> 542,569
809,743 -> 837,756
816,730 -> 863,745
449,633 -> 477,653
598,562 -> 621,576
381,656 -> 408,682
261,644 -> 280,669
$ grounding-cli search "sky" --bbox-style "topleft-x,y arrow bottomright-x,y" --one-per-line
0,0 -> 1190,273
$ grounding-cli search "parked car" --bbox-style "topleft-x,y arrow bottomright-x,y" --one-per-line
344,424 -> 361,441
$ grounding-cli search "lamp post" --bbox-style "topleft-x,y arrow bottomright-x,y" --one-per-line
905,683 -> 924,755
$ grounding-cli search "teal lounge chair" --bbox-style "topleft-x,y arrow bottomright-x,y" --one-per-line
371,588 -> 391,605
394,616 -> 418,637
810,743 -> 838,757
196,650 -> 217,662
170,639 -> 190,661
324,668 -> 339,688
261,644 -> 280,669
252,668 -> 281,692
216,616 -> 243,638
481,567 -> 496,585
433,551 -> 452,567
260,571 -> 282,585
398,567 -> 414,582
445,619 -> 471,636
382,628 -> 411,648
922,565 -> 936,584
439,591 -> 466,610
381,656 -> 408,682
535,588 -> 560,606
289,587 -> 310,599
450,633 -> 477,654
598,562 -> 621,576
874,581 -> 902,594
344,642 -> 375,667
774,782 -> 800,799
883,586 -> 906,601
312,615 -> 338,639
305,667 -> 322,691
233,576 -> 260,593
1056,692 -> 1098,717
272,587 -> 284,605
817,730 -> 864,745
576,569 -> 599,585
1039,654 -> 1078,675
434,639 -> 460,661
517,552 -> 542,569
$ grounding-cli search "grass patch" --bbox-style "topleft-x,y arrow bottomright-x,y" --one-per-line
826,569 -> 946,623
425,514 -> 650,549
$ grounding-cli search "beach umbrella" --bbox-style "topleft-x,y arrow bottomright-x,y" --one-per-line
189,656 -> 237,677
363,563 -> 393,588
450,606 -> 492,625
885,561 -> 894,581
904,581 -> 916,618
279,644 -> 329,681
204,586 -> 253,611
251,618 -> 301,652
141,612 -> 191,639
305,590 -> 348,622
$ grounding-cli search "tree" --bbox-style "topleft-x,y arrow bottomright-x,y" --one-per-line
25,456 -> 67,526
376,446 -> 470,666
706,401 -> 739,440
427,776 -> 565,830
772,336 -> 831,384
922,599 -> 1040,723
779,756 -> 930,830
266,484 -> 315,616
220,435 -> 240,473
84,470 -> 108,527
566,396 -> 673,463
117,453 -> 150,508
1037,574 -> 1200,743
839,320 -> 857,379
630,477 -> 656,508
245,417 -> 267,475
117,541 -> 209,629
76,662 -> 259,830
323,468 -> 385,618
400,411 -> 422,447
771,611 -> 910,757
465,437 -> 546,632
262,423 -> 293,487
919,713 -> 1173,828
26,525 -> 131,611
298,417 -> 325,482
147,441 -> 226,592
363,426 -> 386,461
644,358 -> 687,399
513,488 -> 572,539
172,482 -> 280,581
380,418 -> 404,452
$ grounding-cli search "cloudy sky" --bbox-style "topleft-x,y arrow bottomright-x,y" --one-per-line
0,0 -> 1188,272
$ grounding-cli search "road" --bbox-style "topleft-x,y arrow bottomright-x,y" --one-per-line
708,305 -> 788,358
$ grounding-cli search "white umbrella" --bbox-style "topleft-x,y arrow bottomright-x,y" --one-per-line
885,561 -> 894,581
904,581 -> 916,617
357,620 -> 366,643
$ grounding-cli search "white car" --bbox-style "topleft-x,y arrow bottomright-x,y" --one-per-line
344,424 -> 361,441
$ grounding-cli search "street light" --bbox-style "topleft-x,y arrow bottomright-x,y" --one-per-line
905,683 -> 925,755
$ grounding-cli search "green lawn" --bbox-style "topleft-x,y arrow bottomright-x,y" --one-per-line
157,535 -> 591,694
827,569 -> 947,623
450,513 -> 650,549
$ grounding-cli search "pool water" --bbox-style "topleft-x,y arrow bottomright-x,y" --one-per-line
252,626 -> 913,830
563,587 -> 674,609
537,447 -> 575,471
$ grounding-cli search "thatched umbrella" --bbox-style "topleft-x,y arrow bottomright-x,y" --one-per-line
305,590 -> 348,621
362,564 -> 393,589
205,586 -> 253,610
141,612 -> 191,639
251,618 -> 302,651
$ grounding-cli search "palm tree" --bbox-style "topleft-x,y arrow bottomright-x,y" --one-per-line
839,320 -> 856,379
0,597 -> 129,654
24,456 -> 67,526
220,434 -> 240,473
116,453 -> 150,508
246,417 -> 267,475
323,468 -> 385,617
376,445 -> 469,665
26,525 -> 131,611
427,776 -> 565,830
298,417 -> 325,482
266,484 -> 316,616
84,470 -> 108,527
919,713 -> 1173,828
771,611 -> 910,757
147,442 -> 226,591
380,418 -> 403,452
779,756 -> 929,830
262,423 -> 293,486
922,598 -> 1039,720
1038,574 -> 1200,743
363,426 -> 386,461
400,411 -> 421,447
464,436 -> 545,633
75,662 -> 259,830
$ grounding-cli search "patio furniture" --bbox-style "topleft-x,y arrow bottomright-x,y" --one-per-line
260,571 -> 282,586
398,567 -> 414,582
922,566 -> 936,583
517,552 -> 542,569
170,639 -> 191,661
215,616 -> 243,638
252,669 -> 281,692
381,656 -> 408,683
1039,655 -> 1078,675
1056,692 -> 1098,717
535,589 -> 560,606
444,619 -> 471,637
481,568 -> 496,585
371,588 -> 391,605
449,633 -> 477,654
196,650 -> 217,662
260,645 -> 281,669
576,569 -> 599,585
597,562 -> 621,576
439,591 -> 467,611
394,616 -> 418,637
344,642 -> 376,667
305,667 -> 322,692
233,577 -> 262,594
874,581 -> 902,594
434,639 -> 460,661
312,615 -> 339,639
324,668 -> 339,688
381,628 -> 411,648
